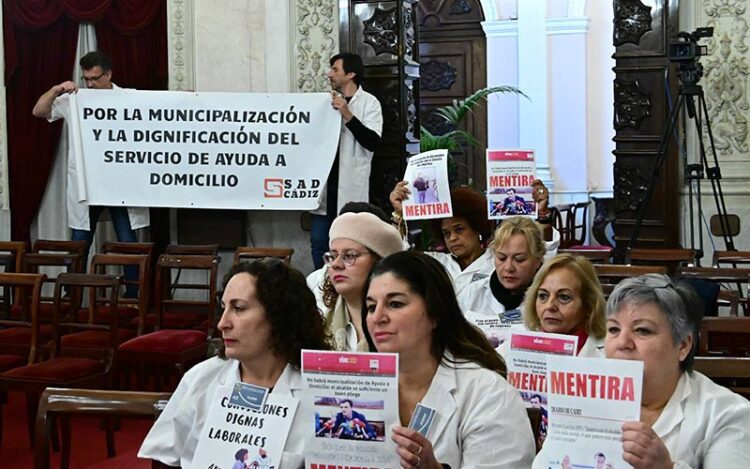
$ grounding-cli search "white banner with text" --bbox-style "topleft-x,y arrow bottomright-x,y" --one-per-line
71,89 -> 340,210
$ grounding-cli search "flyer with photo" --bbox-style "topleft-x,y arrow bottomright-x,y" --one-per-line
190,385 -> 298,469
302,350 -> 400,469
505,330 -> 579,448
464,308 -> 525,349
486,149 -> 537,220
536,356 -> 643,469
402,149 -> 452,221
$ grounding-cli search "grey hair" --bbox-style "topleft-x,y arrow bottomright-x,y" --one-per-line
606,274 -> 702,371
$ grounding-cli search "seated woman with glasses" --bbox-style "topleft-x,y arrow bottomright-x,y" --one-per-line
499,253 -> 607,358
139,259 -> 332,468
536,274 -> 750,468
321,212 -> 404,351
364,251 -> 535,468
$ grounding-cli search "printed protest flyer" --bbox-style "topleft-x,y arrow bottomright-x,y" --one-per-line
401,149 -> 452,221
301,350 -> 400,469
536,356 -> 643,469
464,308 -> 524,350
486,149 -> 536,220
190,386 -> 298,469
505,330 -> 578,448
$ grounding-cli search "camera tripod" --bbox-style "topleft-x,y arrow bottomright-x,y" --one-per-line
628,51 -> 735,262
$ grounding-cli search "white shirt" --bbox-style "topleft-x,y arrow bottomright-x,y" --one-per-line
656,370 -> 750,468
426,248 -> 495,296
422,353 -> 536,468
138,357 -> 305,469
50,85 -> 149,230
312,86 -> 383,215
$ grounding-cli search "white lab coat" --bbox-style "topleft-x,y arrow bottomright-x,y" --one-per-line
656,370 -> 750,468
426,248 -> 495,296
50,85 -> 149,231
532,370 -> 750,469
421,353 -> 536,468
312,86 -> 383,215
138,357 -> 306,469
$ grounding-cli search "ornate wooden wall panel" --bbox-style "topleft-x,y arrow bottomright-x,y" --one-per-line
418,0 -> 486,188
612,0 -> 681,250
341,0 -> 420,211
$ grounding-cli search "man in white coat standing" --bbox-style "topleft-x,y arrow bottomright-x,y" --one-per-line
310,53 -> 383,269
32,51 -> 148,295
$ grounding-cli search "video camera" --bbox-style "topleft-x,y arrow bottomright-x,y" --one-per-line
668,27 -> 713,62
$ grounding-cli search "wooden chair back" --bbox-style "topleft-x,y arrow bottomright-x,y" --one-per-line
165,244 -> 219,256
35,387 -> 172,469
558,247 -> 612,264
677,267 -> 750,315
698,317 -> 750,357
53,273 -> 122,360
712,250 -> 750,268
552,201 -> 590,248
32,240 -> 88,273
92,253 -> 150,334
626,248 -> 696,275
155,254 -> 220,336
0,242 -> 26,318
234,247 -> 294,265
693,357 -> 750,398
0,273 -> 46,364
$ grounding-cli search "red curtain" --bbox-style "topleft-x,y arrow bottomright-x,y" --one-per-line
4,0 -> 166,242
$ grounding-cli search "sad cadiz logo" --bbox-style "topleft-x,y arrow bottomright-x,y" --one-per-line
263,178 -> 321,199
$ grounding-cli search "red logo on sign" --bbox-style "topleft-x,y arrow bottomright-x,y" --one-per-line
264,178 -> 284,198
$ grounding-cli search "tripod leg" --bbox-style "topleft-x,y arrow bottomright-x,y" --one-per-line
695,92 -> 735,250
628,94 -> 685,248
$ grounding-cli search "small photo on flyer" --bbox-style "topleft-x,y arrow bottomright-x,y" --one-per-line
313,397 -> 386,442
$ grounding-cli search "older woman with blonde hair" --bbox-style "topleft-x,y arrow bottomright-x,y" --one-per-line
458,216 -> 555,330
518,253 -> 607,356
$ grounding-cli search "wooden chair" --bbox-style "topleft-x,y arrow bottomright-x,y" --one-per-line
117,254 -> 220,391
35,387 -> 172,469
693,356 -> 750,397
89,254 -> 150,334
31,240 -> 88,274
0,273 -> 46,448
594,264 -> 668,291
552,201 -> 590,248
698,317 -> 750,357
626,247 -> 696,275
0,242 -> 26,319
677,267 -> 750,315
558,246 -> 612,264
165,244 -> 219,256
712,250 -> 750,268
234,247 -> 294,265
0,274 -> 119,445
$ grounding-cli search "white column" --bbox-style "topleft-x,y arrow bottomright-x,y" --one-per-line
483,20 -> 520,149
167,0 -> 196,91
517,0 -> 551,186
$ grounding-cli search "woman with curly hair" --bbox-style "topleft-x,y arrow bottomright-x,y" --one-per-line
139,259 -> 332,469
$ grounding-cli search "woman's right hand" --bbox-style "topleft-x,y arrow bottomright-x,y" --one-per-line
390,180 -> 411,213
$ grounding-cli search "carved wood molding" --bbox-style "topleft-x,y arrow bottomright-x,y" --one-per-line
613,0 -> 652,46
700,0 -> 750,157
293,0 -> 338,92
167,0 -> 195,91
614,78 -> 652,129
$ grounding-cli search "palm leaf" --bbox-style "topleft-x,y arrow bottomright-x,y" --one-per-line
435,85 -> 527,126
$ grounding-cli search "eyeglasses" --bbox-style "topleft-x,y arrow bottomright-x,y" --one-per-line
81,71 -> 106,83
322,250 -> 371,266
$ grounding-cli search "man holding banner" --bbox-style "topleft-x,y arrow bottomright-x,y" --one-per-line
32,51 -> 148,294
310,53 -> 383,269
